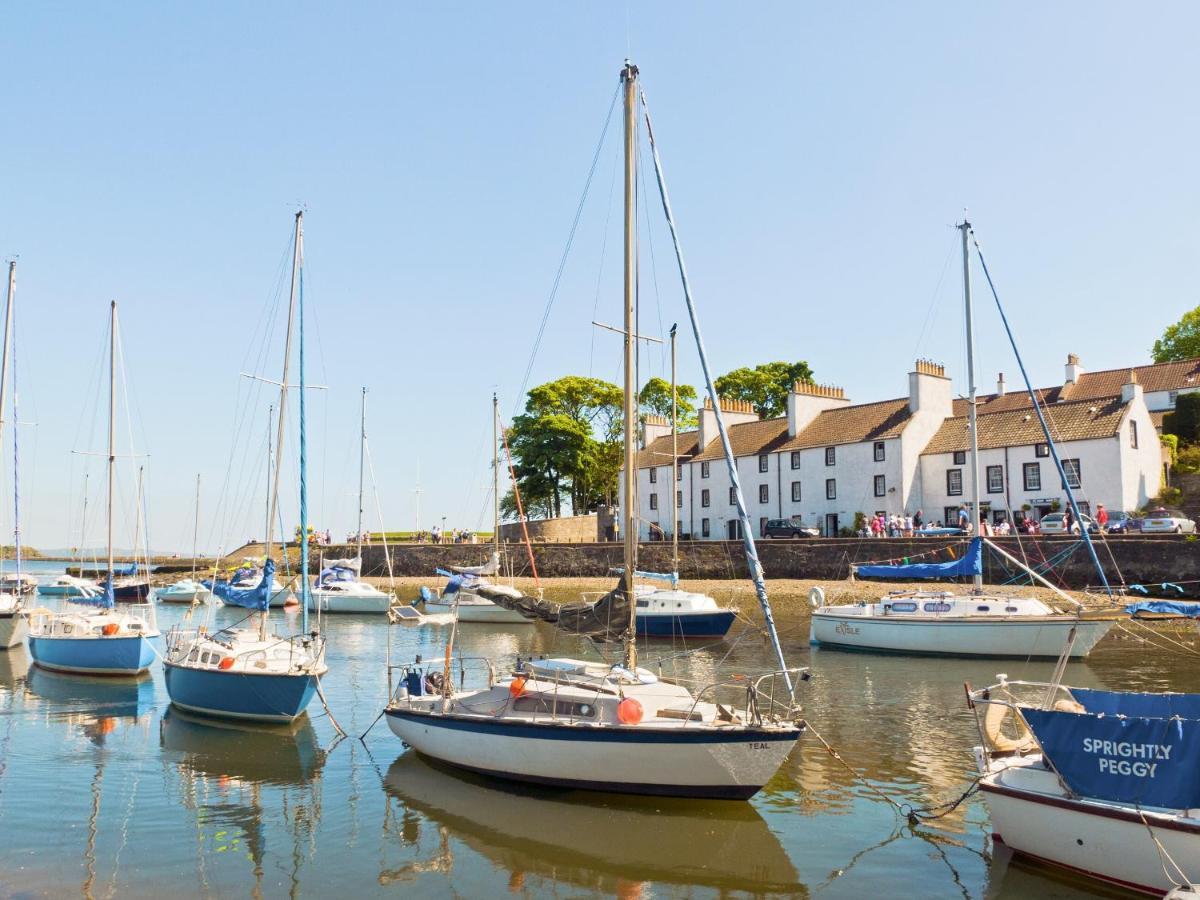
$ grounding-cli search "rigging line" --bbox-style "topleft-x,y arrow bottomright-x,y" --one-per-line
587,144 -> 621,377
513,81 -> 621,417
638,146 -> 667,380
912,232 -> 957,363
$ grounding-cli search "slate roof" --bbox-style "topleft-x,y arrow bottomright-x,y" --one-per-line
922,396 -> 1129,456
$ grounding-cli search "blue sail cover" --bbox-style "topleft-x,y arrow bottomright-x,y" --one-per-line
856,538 -> 983,580
1125,600 -> 1200,618
317,566 -> 355,587
1022,705 -> 1200,809
213,559 -> 275,611
72,576 -> 116,609
1068,687 -> 1200,720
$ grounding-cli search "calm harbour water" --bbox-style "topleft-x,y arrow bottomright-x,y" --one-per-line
0,563 -> 1196,898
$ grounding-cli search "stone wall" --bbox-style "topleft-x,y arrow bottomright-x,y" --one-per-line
352,535 -> 1200,595
497,511 -> 613,544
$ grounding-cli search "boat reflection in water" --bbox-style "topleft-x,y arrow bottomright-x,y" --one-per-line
0,644 -> 31,694
382,754 -> 803,895
160,708 -> 326,892
25,667 -> 155,745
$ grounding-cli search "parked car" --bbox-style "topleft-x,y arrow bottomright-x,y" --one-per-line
1104,510 -> 1142,534
762,517 -> 818,539
1139,508 -> 1197,534
1039,512 -> 1099,534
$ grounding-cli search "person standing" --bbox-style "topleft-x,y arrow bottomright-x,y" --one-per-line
1096,504 -> 1109,530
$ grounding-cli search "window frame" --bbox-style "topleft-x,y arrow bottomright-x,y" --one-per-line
1061,458 -> 1082,490
729,486 -> 737,506
1035,443 -> 1050,458
700,461 -> 710,479
1023,462 -> 1041,491
874,441 -> 885,462
701,517 -> 710,537
953,450 -> 966,466
758,484 -> 769,504
790,451 -> 800,470
1130,420 -> 1139,449
758,454 -> 769,473
676,490 -> 682,509
649,493 -> 658,511
873,474 -> 886,497
947,468 -> 963,496
825,478 -> 836,500
791,480 -> 801,502
700,488 -> 710,508
825,446 -> 836,466
986,464 -> 1004,494
649,467 -> 657,484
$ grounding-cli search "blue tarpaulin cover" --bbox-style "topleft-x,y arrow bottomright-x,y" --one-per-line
212,559 -> 275,611
856,538 -> 983,580
1125,600 -> 1200,618
72,576 -> 116,609
1069,687 -> 1200,720
1023,704 -> 1200,809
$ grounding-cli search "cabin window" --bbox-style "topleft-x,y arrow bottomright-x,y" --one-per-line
946,469 -> 963,496
758,454 -> 769,473
1130,420 -> 1138,449
874,441 -> 885,462
874,475 -> 886,497
890,601 -> 918,612
1035,443 -> 1050,458
953,450 -> 966,465
986,465 -> 1004,494
1061,458 -> 1082,490
790,451 -> 800,470
512,695 -> 597,718
1005,606 -> 1019,613
649,467 -> 657,484
976,605 -> 991,612
701,489 -> 710,508
825,478 -> 836,500
924,601 -> 952,613
825,446 -> 836,466
700,461 -> 710,479
791,481 -> 801,502
1023,462 -> 1041,491
636,599 -> 649,608
759,484 -> 769,503
187,648 -> 199,663
701,518 -> 710,537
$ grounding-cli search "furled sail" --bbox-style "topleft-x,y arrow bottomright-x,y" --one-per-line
469,580 -> 633,641
448,552 -> 500,577
212,558 -> 276,611
71,576 -> 116,609
1124,599 -> 1200,618
855,538 -> 983,580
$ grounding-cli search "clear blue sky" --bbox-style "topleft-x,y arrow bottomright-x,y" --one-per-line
1,3 -> 1195,552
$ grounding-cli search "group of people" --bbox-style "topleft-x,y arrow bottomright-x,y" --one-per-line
415,526 -> 478,545
862,511 -> 933,538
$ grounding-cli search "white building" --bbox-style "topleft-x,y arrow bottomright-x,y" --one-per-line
627,355 -> 1179,539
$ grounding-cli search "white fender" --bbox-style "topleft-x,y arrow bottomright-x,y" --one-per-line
809,586 -> 825,609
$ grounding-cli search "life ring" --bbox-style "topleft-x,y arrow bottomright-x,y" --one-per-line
809,586 -> 825,609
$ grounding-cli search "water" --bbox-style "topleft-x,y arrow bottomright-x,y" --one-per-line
0,578 -> 1196,898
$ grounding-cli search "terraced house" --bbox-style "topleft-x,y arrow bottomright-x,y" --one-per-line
626,355 -> 1176,539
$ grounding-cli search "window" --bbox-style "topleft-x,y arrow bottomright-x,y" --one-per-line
677,462 -> 684,478
944,506 -> 959,526
729,486 -> 738,505
700,461 -> 710,478
701,518 -> 710,537
791,481 -> 801,502
825,478 -> 836,500
701,489 -> 710,508
953,450 -> 966,465
1023,462 -> 1041,491
825,446 -> 836,466
987,465 -> 1004,494
759,516 -> 768,535
946,468 -> 963,496
649,493 -> 658,510
649,467 -> 657,484
874,475 -> 886,497
758,454 -> 769,473
1169,390 -> 1179,407
1062,458 -> 1082,490
790,451 -> 800,470
1130,420 -> 1139,449
512,695 -> 597,718
676,490 -> 682,509
759,484 -> 769,503
1035,443 -> 1049,458
874,441 -> 885,462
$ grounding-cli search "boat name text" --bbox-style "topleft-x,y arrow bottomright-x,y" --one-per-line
1082,738 -> 1173,778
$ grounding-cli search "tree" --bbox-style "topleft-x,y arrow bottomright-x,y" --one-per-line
714,360 -> 814,418
638,377 -> 698,428
1153,307 -> 1200,362
1164,393 -> 1200,444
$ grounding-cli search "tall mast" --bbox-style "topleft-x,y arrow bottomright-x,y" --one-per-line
492,393 -> 500,558
670,323 -> 678,576
960,219 -> 983,592
107,301 -> 117,589
620,60 -> 639,670
266,212 -> 302,559
0,264 -> 14,579
297,214 -> 310,635
191,473 -> 200,582
264,404 -> 273,544
7,264 -> 18,582
357,386 -> 367,559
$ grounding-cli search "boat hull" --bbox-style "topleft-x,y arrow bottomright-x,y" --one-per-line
0,611 -> 27,649
385,707 -> 800,799
637,610 -> 735,638
27,633 -> 155,675
112,581 -> 151,602
809,613 -> 1113,658
982,774 -> 1200,895
308,591 -> 391,614
163,661 -> 319,722
424,600 -> 533,624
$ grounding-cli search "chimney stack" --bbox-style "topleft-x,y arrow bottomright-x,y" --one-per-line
1121,368 -> 1143,404
1065,353 -> 1083,385
786,380 -> 850,437
699,396 -> 759,447
908,359 -> 951,416
996,373 -> 1006,397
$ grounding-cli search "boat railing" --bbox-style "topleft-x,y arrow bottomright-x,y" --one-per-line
387,655 -> 497,702
681,667 -> 808,726
965,677 -> 1075,757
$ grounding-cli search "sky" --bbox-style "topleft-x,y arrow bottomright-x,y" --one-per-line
0,3 -> 1197,553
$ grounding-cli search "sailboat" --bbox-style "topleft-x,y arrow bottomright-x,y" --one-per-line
26,301 -> 159,674
159,473 -> 212,604
421,394 -> 532,625
809,221 -> 1117,658
308,387 -> 392,614
0,261 -> 27,649
384,62 -> 803,799
162,211 -> 327,722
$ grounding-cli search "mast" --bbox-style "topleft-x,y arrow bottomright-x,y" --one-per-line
357,387 -> 367,559
264,404 -> 273,544
959,220 -> 983,591
670,322 -> 678,576
267,212 -> 302,560
297,214 -> 310,635
492,393 -> 500,559
191,473 -> 200,583
620,60 -> 639,670
0,264 -> 14,582
107,301 -> 117,592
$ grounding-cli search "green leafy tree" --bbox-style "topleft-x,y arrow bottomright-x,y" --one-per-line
1153,307 -> 1200,362
638,377 -> 698,428
1164,392 -> 1200,445
713,361 -> 814,418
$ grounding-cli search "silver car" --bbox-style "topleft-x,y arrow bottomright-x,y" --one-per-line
1140,508 -> 1197,534
1039,512 -> 1098,534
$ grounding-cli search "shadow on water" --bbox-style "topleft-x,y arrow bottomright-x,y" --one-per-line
381,752 -> 805,896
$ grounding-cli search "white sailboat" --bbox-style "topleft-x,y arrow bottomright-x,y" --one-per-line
385,62 -> 804,799
307,388 -> 391,614
421,394 -> 532,625
810,222 -> 1117,658
0,261 -> 26,649
27,301 -> 159,674
159,473 -> 212,604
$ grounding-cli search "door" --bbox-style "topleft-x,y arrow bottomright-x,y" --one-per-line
726,519 -> 742,540
824,513 -> 839,537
